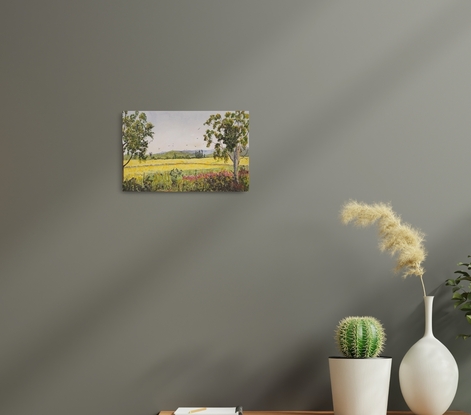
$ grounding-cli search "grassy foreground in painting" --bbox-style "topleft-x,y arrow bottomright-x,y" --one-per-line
123,157 -> 249,192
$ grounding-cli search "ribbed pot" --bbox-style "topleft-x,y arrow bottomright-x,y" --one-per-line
329,356 -> 392,415
399,296 -> 459,415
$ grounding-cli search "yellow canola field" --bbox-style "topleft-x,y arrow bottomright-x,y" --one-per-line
123,157 -> 248,180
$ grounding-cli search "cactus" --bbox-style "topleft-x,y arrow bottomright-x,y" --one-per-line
335,316 -> 386,358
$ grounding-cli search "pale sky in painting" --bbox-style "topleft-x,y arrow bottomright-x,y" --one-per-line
143,111 -> 223,154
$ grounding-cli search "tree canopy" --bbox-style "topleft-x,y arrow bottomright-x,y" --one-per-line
203,110 -> 249,182
122,111 -> 154,170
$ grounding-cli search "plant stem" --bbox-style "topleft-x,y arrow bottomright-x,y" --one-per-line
419,275 -> 427,297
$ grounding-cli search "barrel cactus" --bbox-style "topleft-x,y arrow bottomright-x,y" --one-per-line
335,316 -> 386,358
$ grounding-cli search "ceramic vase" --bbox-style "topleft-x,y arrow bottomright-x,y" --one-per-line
329,356 -> 392,415
399,296 -> 459,415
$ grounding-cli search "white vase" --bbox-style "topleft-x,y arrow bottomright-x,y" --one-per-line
329,357 -> 392,415
399,296 -> 459,415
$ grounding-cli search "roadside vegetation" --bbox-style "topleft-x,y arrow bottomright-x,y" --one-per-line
123,157 -> 249,192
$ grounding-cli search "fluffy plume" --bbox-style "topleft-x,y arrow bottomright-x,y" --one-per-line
341,200 -> 427,295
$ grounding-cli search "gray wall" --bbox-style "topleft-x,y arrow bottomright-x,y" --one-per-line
1,1 -> 471,414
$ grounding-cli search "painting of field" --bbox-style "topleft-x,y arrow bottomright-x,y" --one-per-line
122,111 -> 249,192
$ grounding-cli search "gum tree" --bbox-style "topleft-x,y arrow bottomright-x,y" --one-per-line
203,111 -> 249,183
122,111 -> 154,175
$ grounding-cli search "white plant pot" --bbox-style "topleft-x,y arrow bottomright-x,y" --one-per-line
399,296 -> 459,415
329,357 -> 392,415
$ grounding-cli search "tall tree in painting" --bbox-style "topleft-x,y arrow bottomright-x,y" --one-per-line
203,111 -> 249,183
122,111 -> 154,174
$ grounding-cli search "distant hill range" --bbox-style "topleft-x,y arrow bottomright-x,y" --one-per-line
149,148 -> 249,160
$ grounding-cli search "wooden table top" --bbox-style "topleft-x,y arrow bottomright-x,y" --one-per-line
160,411 -> 470,415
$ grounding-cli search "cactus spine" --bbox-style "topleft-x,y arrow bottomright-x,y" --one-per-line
336,316 -> 385,358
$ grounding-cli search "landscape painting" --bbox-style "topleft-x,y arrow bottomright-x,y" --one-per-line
122,111 -> 249,192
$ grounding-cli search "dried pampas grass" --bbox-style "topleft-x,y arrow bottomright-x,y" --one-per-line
341,200 -> 427,296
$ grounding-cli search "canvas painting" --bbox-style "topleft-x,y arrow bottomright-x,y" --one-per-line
122,111 -> 249,192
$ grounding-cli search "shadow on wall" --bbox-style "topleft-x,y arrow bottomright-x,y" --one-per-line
135,209 -> 471,412
433,284 -> 471,412
250,0 -> 471,195
140,340 -> 333,410
139,210 -> 471,412
424,211 -> 471,373
244,341 -> 333,410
